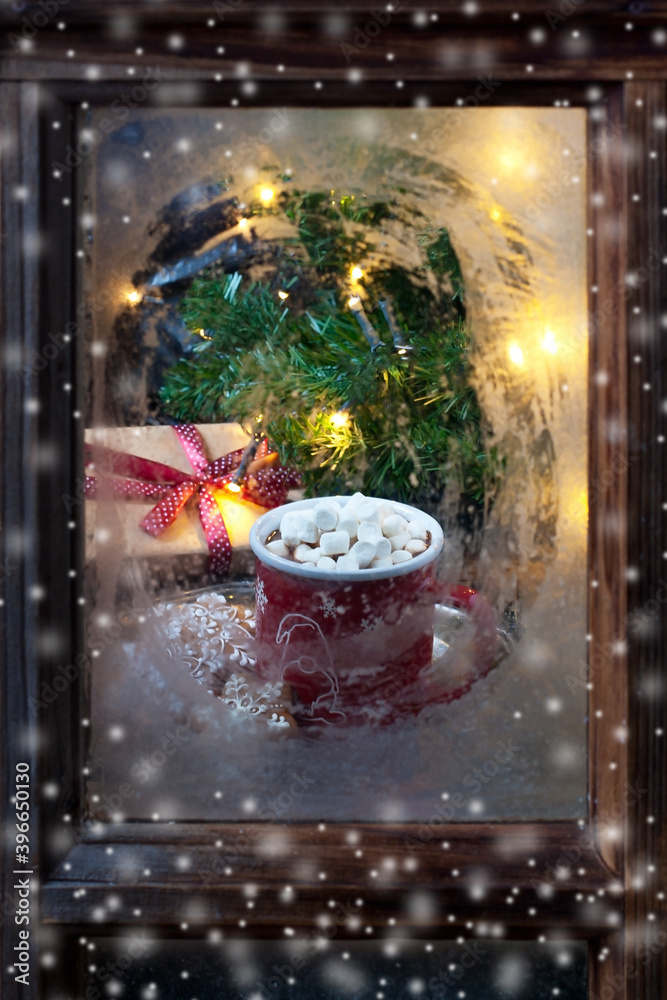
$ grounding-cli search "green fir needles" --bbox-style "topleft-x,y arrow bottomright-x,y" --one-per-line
161,185 -> 496,507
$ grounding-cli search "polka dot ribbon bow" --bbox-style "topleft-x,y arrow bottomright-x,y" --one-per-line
84,425 -> 301,576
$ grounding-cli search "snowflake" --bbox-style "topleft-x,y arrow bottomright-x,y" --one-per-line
318,595 -> 338,619
256,579 -> 268,614
361,616 -> 381,632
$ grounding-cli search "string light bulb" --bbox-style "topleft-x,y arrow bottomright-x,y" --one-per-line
127,291 -> 141,304
508,343 -> 524,366
238,218 -> 248,229
260,187 -> 274,204
277,290 -> 289,300
542,329 -> 558,354
330,410 -> 350,429
351,266 -> 364,281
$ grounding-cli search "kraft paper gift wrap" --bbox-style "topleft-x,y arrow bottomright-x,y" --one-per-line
84,423 -> 290,593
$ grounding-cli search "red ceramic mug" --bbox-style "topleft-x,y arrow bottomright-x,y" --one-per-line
249,496 -> 493,725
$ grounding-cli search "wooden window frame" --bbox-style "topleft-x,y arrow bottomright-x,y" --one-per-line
0,5 -> 665,999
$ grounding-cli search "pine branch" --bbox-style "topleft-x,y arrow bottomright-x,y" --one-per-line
160,184 -> 501,507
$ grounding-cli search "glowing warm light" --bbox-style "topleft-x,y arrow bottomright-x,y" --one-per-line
277,290 -> 289,300
238,217 -> 248,229
490,207 -> 501,221
397,348 -> 407,355
330,410 -> 350,429
351,266 -> 364,281
260,187 -> 274,203
565,487 -> 589,526
127,291 -> 141,304
542,329 -> 558,354
508,343 -> 524,366
498,150 -> 518,171
226,482 -> 242,493
348,295 -> 361,309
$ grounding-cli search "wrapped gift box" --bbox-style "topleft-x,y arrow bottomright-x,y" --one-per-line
84,423 -> 297,597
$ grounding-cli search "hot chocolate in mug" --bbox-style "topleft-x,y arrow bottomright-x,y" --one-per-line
249,496 -> 495,725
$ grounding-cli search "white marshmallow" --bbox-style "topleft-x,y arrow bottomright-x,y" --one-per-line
378,503 -> 395,525
298,512 -> 320,544
349,540 -> 376,568
373,537 -> 392,560
294,543 -> 321,564
337,510 -> 359,540
357,499 -> 380,525
407,519 -> 428,541
280,510 -> 300,535
320,530 -> 350,556
345,492 -> 367,511
313,502 -> 339,531
390,531 -> 411,552
371,557 -> 393,569
317,556 -> 337,571
391,549 -> 413,564
381,513 -> 407,537
266,539 -> 289,558
358,522 -> 382,543
405,539 -> 427,555
336,555 -> 360,572
279,510 -> 302,547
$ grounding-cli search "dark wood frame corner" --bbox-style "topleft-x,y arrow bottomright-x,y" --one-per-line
1,6 -> 665,999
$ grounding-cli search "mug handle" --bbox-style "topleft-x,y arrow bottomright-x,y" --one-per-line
412,581 -> 499,707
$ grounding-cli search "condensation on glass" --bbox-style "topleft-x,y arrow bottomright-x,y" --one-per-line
82,107 -> 588,822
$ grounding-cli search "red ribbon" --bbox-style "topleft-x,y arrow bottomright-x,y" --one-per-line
84,425 -> 300,576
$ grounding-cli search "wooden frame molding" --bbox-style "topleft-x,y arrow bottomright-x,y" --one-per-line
1,7 -> 666,1000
